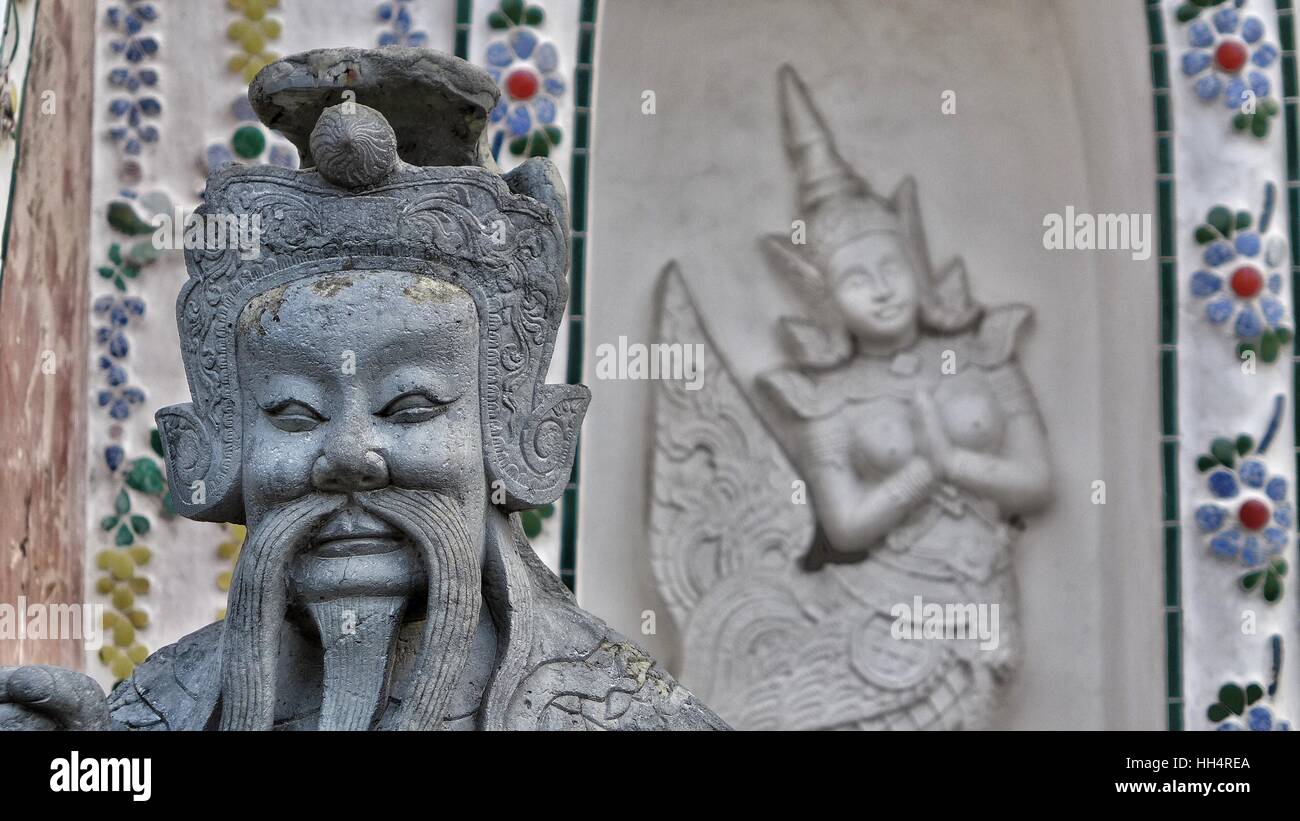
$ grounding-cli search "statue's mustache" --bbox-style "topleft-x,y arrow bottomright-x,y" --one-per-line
218,487 -> 482,731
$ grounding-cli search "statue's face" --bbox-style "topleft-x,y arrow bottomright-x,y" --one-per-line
827,232 -> 919,343
235,270 -> 487,600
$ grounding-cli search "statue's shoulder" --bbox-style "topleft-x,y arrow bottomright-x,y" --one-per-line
107,621 -> 221,731
965,303 -> 1034,368
508,591 -> 728,730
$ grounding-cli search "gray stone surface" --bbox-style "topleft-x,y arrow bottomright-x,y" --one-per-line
0,47 -> 725,731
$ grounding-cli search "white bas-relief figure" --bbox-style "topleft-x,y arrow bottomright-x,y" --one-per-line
650,67 -> 1052,730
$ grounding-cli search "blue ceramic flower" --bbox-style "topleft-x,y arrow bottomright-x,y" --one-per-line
106,2 -> 160,64
485,28 -> 565,159
377,0 -> 429,47
1182,9 -> 1277,104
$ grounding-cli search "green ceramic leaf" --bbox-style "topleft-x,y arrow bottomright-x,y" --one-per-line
125,458 -> 166,495
1260,331 -> 1280,363
538,503 -> 555,520
1264,572 -> 1282,603
1241,570 -> 1263,591
115,489 -> 131,515
1210,437 -> 1236,467
524,5 -> 544,25
1277,327 -> 1293,344
1235,211 -> 1251,231
107,201 -> 155,236
115,523 -> 134,547
527,134 -> 549,157
1263,98 -> 1280,116
1194,225 -> 1217,244
521,510 -> 541,538
130,515 -> 150,535
98,266 -> 116,279
1218,683 -> 1245,716
1235,434 -> 1254,456
488,10 -> 510,28
1207,702 -> 1231,722
1196,455 -> 1216,472
108,243 -> 122,264
1272,558 -> 1287,575
1252,114 -> 1270,139
544,125 -> 562,146
1246,683 -> 1264,705
101,515 -> 119,531
502,0 -> 524,25
1233,112 -> 1251,131
126,241 -> 157,267
231,125 -> 266,160
114,275 -> 127,292
1207,206 -> 1233,238
509,136 -> 528,156
150,428 -> 164,458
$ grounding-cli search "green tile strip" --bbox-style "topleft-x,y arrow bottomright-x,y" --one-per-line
454,0 -> 471,60
1280,2 -> 1300,665
1147,0 -> 1184,732
558,0 -> 598,591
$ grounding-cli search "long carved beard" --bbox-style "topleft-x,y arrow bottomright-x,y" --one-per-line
218,488 -> 482,731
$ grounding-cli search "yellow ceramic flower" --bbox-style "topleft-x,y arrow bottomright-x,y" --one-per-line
227,0 -> 282,82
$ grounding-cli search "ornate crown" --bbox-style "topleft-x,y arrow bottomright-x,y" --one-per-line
760,64 -> 981,364
157,47 -> 588,522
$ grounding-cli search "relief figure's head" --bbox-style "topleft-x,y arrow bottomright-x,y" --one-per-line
764,65 -> 981,363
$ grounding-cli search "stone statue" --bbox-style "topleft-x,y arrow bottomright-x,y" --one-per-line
649,66 -> 1052,729
0,47 -> 724,731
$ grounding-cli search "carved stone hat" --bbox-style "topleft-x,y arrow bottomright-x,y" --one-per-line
157,47 -> 588,523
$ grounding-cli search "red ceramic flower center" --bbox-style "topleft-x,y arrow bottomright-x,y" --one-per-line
505,69 -> 539,101
1231,265 -> 1264,298
1215,40 -> 1249,73
1239,498 -> 1270,531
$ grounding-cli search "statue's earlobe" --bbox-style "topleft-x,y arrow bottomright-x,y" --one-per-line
155,403 -> 244,523
486,383 -> 590,512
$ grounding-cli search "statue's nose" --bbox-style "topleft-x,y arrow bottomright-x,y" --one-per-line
311,448 -> 390,493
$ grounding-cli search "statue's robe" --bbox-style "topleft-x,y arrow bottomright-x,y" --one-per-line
107,514 -> 727,730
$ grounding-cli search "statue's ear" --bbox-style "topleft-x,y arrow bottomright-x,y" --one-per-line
760,233 -> 827,309
486,383 -> 590,512
156,403 -> 245,524
504,157 -> 569,238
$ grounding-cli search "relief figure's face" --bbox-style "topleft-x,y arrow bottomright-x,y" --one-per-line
235,269 -> 487,602
827,232 -> 919,344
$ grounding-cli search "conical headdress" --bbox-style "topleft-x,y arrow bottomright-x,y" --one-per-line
777,64 -> 901,264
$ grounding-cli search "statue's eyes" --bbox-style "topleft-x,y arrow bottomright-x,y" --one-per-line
378,392 -> 447,424
265,400 -> 326,433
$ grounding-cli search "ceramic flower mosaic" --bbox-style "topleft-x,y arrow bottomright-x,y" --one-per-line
1177,0 -> 1281,136
1188,188 -> 1291,362
1194,405 -> 1291,602
485,0 -> 565,159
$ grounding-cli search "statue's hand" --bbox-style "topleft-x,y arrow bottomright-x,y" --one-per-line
0,666 -> 110,731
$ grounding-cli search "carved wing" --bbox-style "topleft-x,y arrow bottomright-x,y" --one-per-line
647,263 -> 815,683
